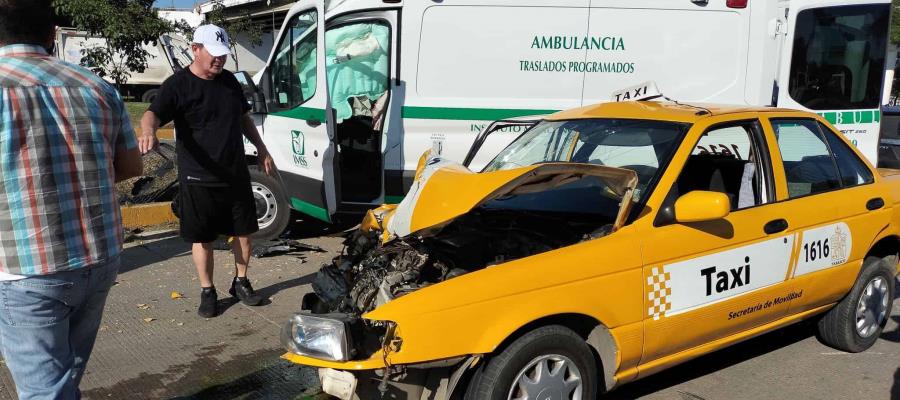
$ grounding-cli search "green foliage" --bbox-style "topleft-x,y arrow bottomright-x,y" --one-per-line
893,0 -> 900,44
53,0 -> 173,88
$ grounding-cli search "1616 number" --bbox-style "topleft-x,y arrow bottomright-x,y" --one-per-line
803,239 -> 829,262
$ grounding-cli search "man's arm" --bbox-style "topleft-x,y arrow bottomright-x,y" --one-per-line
139,111 -> 161,154
241,114 -> 274,176
114,146 -> 143,183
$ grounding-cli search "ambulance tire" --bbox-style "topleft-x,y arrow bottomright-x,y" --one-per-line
141,88 -> 159,103
248,167 -> 290,241
463,325 -> 598,400
817,255 -> 896,353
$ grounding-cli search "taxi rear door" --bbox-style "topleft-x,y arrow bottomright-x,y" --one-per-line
762,116 -> 891,316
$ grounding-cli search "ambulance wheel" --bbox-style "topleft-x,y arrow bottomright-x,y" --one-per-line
464,325 -> 597,400
817,255 -> 896,353
249,167 -> 290,240
141,88 -> 159,103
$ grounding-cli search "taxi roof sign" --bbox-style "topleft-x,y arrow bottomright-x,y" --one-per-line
611,81 -> 663,102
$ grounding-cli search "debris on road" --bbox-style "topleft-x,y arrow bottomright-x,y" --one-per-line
116,143 -> 178,205
170,291 -> 184,299
251,239 -> 326,258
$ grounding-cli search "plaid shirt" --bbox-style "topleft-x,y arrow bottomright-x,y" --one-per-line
0,44 -> 137,276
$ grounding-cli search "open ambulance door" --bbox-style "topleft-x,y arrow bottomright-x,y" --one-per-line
324,8 -> 400,214
259,1 -> 340,223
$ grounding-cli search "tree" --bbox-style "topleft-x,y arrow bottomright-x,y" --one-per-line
53,0 -> 173,90
893,0 -> 900,44
201,0 -> 264,71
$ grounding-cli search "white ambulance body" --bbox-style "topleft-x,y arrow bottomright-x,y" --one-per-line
241,0 -> 891,237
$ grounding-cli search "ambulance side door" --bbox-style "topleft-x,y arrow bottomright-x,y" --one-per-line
260,3 -> 338,222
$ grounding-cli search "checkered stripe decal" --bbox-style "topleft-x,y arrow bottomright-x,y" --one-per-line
647,267 -> 672,320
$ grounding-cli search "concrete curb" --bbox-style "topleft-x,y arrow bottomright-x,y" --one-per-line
121,202 -> 178,229
157,128 -> 175,140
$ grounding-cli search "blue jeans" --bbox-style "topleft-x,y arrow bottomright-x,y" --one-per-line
0,257 -> 119,400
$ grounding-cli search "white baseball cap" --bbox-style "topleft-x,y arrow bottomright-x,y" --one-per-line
193,24 -> 231,57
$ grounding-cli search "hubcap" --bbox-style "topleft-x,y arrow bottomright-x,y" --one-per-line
251,182 -> 277,229
507,354 -> 582,400
855,276 -> 889,338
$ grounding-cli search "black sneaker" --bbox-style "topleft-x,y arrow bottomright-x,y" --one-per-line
198,286 -> 217,318
229,277 -> 263,306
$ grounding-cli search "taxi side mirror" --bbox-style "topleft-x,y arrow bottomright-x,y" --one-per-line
674,191 -> 730,223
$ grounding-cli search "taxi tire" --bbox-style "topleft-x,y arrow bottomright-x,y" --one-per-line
463,325 -> 598,400
816,255 -> 896,353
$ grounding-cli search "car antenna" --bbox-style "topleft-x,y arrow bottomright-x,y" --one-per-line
662,96 -> 711,116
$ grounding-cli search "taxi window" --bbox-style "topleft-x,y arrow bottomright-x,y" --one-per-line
771,119 -> 841,197
676,123 -> 770,210
819,122 -> 874,187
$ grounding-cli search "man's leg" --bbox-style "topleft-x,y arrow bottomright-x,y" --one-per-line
232,235 -> 250,278
193,242 -> 215,287
193,241 -> 218,317
0,270 -> 86,400
229,235 -> 262,306
69,257 -> 120,390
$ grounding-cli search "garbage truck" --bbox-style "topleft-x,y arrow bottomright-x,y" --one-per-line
233,0 -> 892,239
56,28 -> 193,103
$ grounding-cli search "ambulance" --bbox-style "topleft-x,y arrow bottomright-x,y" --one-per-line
236,0 -> 892,238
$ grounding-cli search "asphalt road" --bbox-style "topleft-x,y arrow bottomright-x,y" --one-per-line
0,221 -> 896,400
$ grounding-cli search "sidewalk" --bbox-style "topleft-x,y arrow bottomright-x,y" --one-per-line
0,227 -> 343,399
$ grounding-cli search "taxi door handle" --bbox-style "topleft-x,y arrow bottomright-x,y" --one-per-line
866,197 -> 884,211
764,219 -> 788,234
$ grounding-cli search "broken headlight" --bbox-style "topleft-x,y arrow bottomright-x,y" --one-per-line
281,313 -> 351,362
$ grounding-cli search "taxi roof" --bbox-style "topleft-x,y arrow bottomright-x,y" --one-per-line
547,101 -> 803,123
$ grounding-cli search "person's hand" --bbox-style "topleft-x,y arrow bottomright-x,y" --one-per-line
138,134 -> 159,155
258,148 -> 274,176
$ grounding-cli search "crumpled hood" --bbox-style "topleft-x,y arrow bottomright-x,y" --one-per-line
383,155 -> 639,239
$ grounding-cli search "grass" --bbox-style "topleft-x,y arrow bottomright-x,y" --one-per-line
125,102 -> 172,131
125,102 -> 150,128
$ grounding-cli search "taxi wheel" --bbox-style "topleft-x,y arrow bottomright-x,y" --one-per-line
817,255 -> 896,353
463,325 -> 598,400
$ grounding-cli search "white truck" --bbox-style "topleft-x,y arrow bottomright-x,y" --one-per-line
235,0 -> 892,239
56,28 -> 193,103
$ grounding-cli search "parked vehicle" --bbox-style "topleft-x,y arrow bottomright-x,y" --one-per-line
56,28 -> 192,103
280,97 -> 900,400
235,0 -> 892,239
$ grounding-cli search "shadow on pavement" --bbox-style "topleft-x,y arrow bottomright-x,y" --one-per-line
893,367 -> 900,400
882,316 -> 900,343
606,320 -> 817,399
120,231 -> 191,273
83,344 -> 317,400
215,273 -> 316,316
282,217 -> 357,240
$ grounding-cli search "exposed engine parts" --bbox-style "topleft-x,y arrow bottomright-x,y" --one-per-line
309,209 -> 614,316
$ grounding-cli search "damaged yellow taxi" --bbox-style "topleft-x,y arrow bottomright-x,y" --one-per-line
280,100 -> 900,400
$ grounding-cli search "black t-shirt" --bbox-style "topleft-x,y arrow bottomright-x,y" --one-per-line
150,68 -> 251,186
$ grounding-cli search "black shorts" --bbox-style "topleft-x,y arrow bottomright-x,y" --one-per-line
178,183 -> 259,243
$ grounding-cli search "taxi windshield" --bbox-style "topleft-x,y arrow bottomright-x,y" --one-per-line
483,118 -> 689,200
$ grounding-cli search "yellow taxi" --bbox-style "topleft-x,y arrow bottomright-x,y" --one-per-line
280,99 -> 900,400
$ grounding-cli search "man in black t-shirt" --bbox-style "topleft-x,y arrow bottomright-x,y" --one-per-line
138,25 -> 274,318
